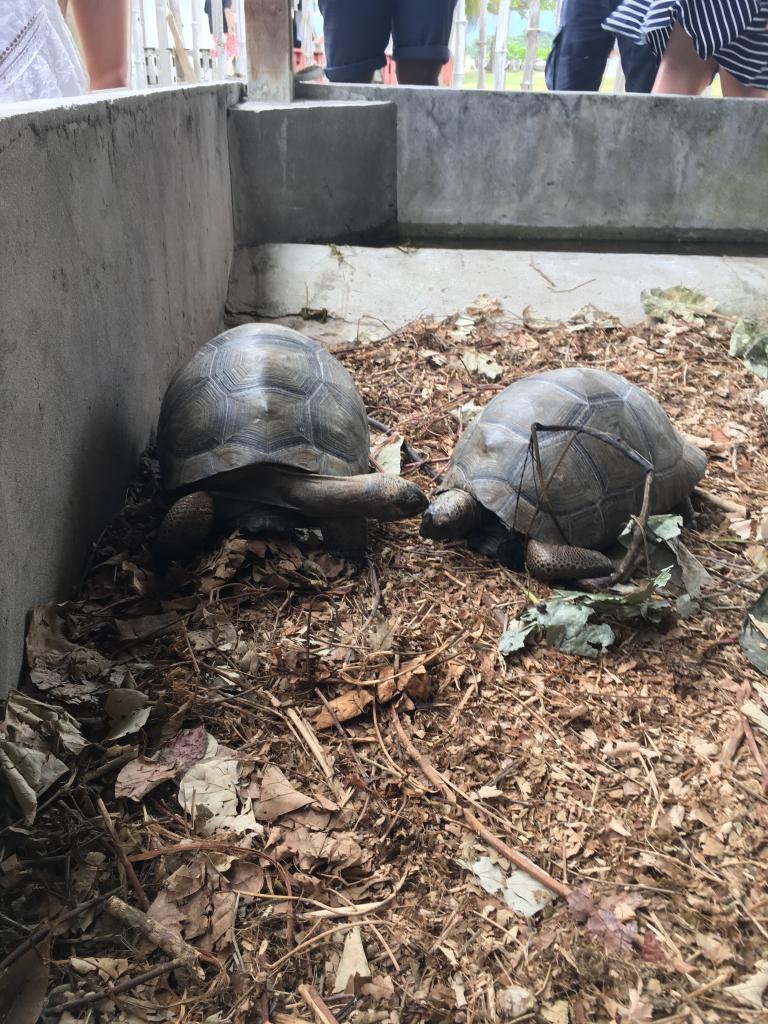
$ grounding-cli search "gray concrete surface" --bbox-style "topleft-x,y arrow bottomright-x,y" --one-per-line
297,83 -> 768,245
227,243 -> 768,328
229,100 -> 397,245
0,84 -> 238,695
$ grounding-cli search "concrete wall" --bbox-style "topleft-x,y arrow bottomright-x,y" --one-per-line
229,100 -> 397,245
0,84 -> 239,695
297,84 -> 768,245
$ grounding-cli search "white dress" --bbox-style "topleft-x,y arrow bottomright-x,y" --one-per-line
0,0 -> 87,103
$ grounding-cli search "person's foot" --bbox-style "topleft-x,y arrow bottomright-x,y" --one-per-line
395,59 -> 442,86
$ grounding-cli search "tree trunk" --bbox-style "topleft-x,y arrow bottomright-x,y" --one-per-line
493,0 -> 511,90
521,0 -> 541,91
477,0 -> 487,89
452,0 -> 467,88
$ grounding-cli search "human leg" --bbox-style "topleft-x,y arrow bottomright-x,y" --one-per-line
616,33 -> 658,92
318,0 -> 391,83
392,0 -> 457,86
719,67 -> 768,97
652,22 -> 716,94
69,0 -> 129,90
544,0 -> 614,91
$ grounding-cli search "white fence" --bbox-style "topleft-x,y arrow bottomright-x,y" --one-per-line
129,0 -> 248,87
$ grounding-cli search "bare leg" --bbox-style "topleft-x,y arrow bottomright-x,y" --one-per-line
70,0 -> 130,90
652,23 -> 716,95
320,517 -> 368,558
719,67 -> 768,98
395,59 -> 442,86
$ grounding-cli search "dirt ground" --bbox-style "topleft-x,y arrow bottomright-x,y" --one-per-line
2,299 -> 768,1024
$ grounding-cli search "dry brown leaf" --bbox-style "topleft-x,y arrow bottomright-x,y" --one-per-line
253,765 -> 314,820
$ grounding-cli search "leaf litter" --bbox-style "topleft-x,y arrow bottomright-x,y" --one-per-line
1,296 -> 768,1022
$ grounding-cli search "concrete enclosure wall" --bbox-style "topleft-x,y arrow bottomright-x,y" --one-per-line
229,100 -> 398,245
297,83 -> 768,245
0,84 -> 238,695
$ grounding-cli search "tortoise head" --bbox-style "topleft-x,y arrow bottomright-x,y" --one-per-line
420,489 -> 482,540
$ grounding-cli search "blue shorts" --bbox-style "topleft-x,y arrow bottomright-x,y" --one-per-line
545,0 -> 658,92
319,0 -> 458,83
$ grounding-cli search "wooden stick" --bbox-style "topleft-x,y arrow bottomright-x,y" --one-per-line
390,708 -> 570,900
105,896 -> 204,980
741,714 -> 768,791
42,958 -> 186,1016
298,983 -> 341,1024
96,799 -> 150,910
693,487 -> 747,517
612,469 -> 654,584
390,707 -> 456,803
0,889 -> 118,974
462,808 -> 570,900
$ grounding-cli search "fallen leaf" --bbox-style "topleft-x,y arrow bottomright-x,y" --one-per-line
496,986 -> 534,1019
460,856 -> 552,917
729,318 -> 768,379
567,304 -> 621,331
452,399 -> 482,427
333,926 -> 371,995
695,931 -> 734,965
114,612 -> 180,642
641,285 -> 718,321
5,692 -> 87,754
567,889 -> 637,956
724,960 -> 768,1010
541,1001 -> 570,1024
461,350 -> 502,381
0,940 -> 50,1024
740,587 -> 768,676
619,987 -> 653,1022
115,758 -> 177,801
178,755 -> 239,819
371,435 -> 403,475
104,689 -> 150,740
253,765 -> 314,820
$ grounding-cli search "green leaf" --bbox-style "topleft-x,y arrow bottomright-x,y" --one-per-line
499,570 -> 674,660
729,318 -> 768,379
538,603 -> 615,657
620,515 -> 711,600
498,619 -> 537,655
740,587 -> 768,676
641,286 -> 718,322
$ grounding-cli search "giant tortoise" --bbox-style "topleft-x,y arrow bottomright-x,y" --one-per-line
156,324 -> 427,559
420,367 -> 706,581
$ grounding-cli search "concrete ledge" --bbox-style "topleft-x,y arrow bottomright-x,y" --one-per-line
228,243 -> 768,325
0,85 -> 238,694
297,83 -> 768,245
228,100 -> 397,245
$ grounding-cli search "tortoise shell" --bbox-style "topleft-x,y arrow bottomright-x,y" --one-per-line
438,367 -> 706,549
158,324 -> 369,491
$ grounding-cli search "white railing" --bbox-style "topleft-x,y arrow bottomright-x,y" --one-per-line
130,0 -> 246,88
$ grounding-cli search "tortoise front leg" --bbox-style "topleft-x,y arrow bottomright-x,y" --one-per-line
525,539 -> 614,582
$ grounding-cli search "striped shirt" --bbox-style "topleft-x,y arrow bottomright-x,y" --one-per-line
604,0 -> 768,87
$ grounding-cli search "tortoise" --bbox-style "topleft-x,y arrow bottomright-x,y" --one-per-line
156,323 -> 427,559
420,367 -> 706,581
